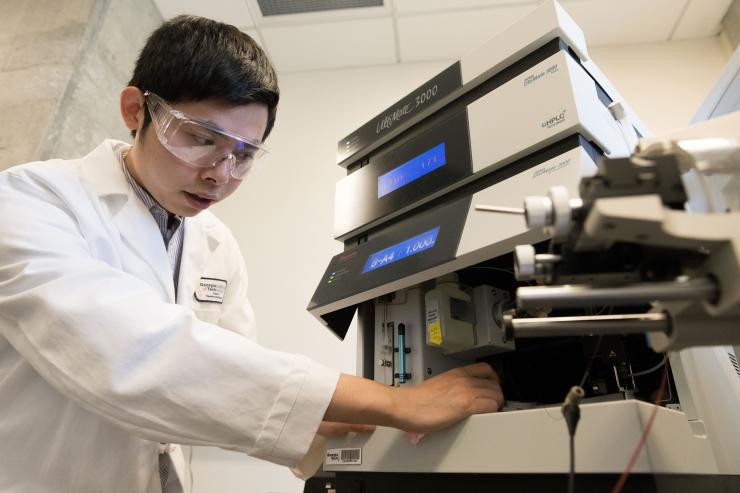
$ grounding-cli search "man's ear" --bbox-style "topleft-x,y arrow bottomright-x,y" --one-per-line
120,86 -> 145,132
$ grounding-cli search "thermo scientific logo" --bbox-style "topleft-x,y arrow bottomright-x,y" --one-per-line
542,109 -> 567,129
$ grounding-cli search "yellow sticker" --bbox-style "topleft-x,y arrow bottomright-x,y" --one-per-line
427,322 -> 442,346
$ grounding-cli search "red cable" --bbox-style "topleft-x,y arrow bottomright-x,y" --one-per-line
610,357 -> 670,493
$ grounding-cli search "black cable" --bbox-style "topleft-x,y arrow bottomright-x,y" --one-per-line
579,335 -> 604,389
569,433 -> 575,493
567,332 -> 605,493
562,386 -> 585,493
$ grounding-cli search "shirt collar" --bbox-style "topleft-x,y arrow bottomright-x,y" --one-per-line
116,146 -> 184,234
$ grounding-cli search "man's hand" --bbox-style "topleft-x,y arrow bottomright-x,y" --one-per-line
324,362 -> 503,435
389,362 -> 503,433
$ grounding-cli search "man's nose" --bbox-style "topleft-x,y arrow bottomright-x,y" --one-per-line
202,154 -> 234,184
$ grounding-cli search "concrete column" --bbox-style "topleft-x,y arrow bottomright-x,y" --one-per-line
723,0 -> 740,49
0,0 -> 162,170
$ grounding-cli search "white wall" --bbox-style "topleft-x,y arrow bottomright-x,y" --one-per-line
193,36 -> 732,493
589,36 -> 733,134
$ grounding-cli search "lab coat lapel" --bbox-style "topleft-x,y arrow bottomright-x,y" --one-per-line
177,215 -> 220,305
78,140 -> 176,303
114,200 -> 176,302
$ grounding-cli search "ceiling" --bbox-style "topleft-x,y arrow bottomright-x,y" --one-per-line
152,0 -> 734,73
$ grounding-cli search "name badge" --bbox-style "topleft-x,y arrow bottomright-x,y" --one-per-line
195,277 -> 227,304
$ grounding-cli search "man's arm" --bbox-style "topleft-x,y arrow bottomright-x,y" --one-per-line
0,168 -> 337,466
293,363 -> 502,480
325,362 -> 503,433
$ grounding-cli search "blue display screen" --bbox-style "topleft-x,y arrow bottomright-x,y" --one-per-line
377,143 -> 446,198
362,227 -> 440,274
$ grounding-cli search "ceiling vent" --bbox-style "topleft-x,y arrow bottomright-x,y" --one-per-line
257,0 -> 383,17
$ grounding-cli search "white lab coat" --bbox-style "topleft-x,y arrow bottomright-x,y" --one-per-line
0,140 -> 338,492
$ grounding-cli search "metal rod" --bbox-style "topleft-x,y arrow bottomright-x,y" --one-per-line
516,278 -> 717,309
475,204 -> 525,215
507,312 -> 670,338
535,254 -> 562,264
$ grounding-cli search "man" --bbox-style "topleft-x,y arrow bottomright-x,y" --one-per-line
0,15 -> 503,493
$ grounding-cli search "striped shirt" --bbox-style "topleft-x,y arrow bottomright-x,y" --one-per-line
116,145 -> 185,296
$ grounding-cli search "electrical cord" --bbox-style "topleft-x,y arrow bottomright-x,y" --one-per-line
562,386 -> 585,493
610,357 -> 670,493
579,335 -> 604,389
561,334 -> 604,493
569,433 -> 575,493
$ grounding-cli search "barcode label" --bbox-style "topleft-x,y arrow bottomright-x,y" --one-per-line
325,447 -> 362,465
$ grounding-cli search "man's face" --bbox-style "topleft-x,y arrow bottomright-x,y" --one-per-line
129,98 -> 269,217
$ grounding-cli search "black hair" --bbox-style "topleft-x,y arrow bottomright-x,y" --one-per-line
128,15 -> 279,140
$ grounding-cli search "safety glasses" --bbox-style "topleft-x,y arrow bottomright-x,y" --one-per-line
144,91 -> 268,179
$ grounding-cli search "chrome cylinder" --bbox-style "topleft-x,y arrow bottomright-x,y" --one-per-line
516,278 -> 717,309
506,312 -> 670,339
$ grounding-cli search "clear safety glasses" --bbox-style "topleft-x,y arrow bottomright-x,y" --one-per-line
144,91 -> 268,179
